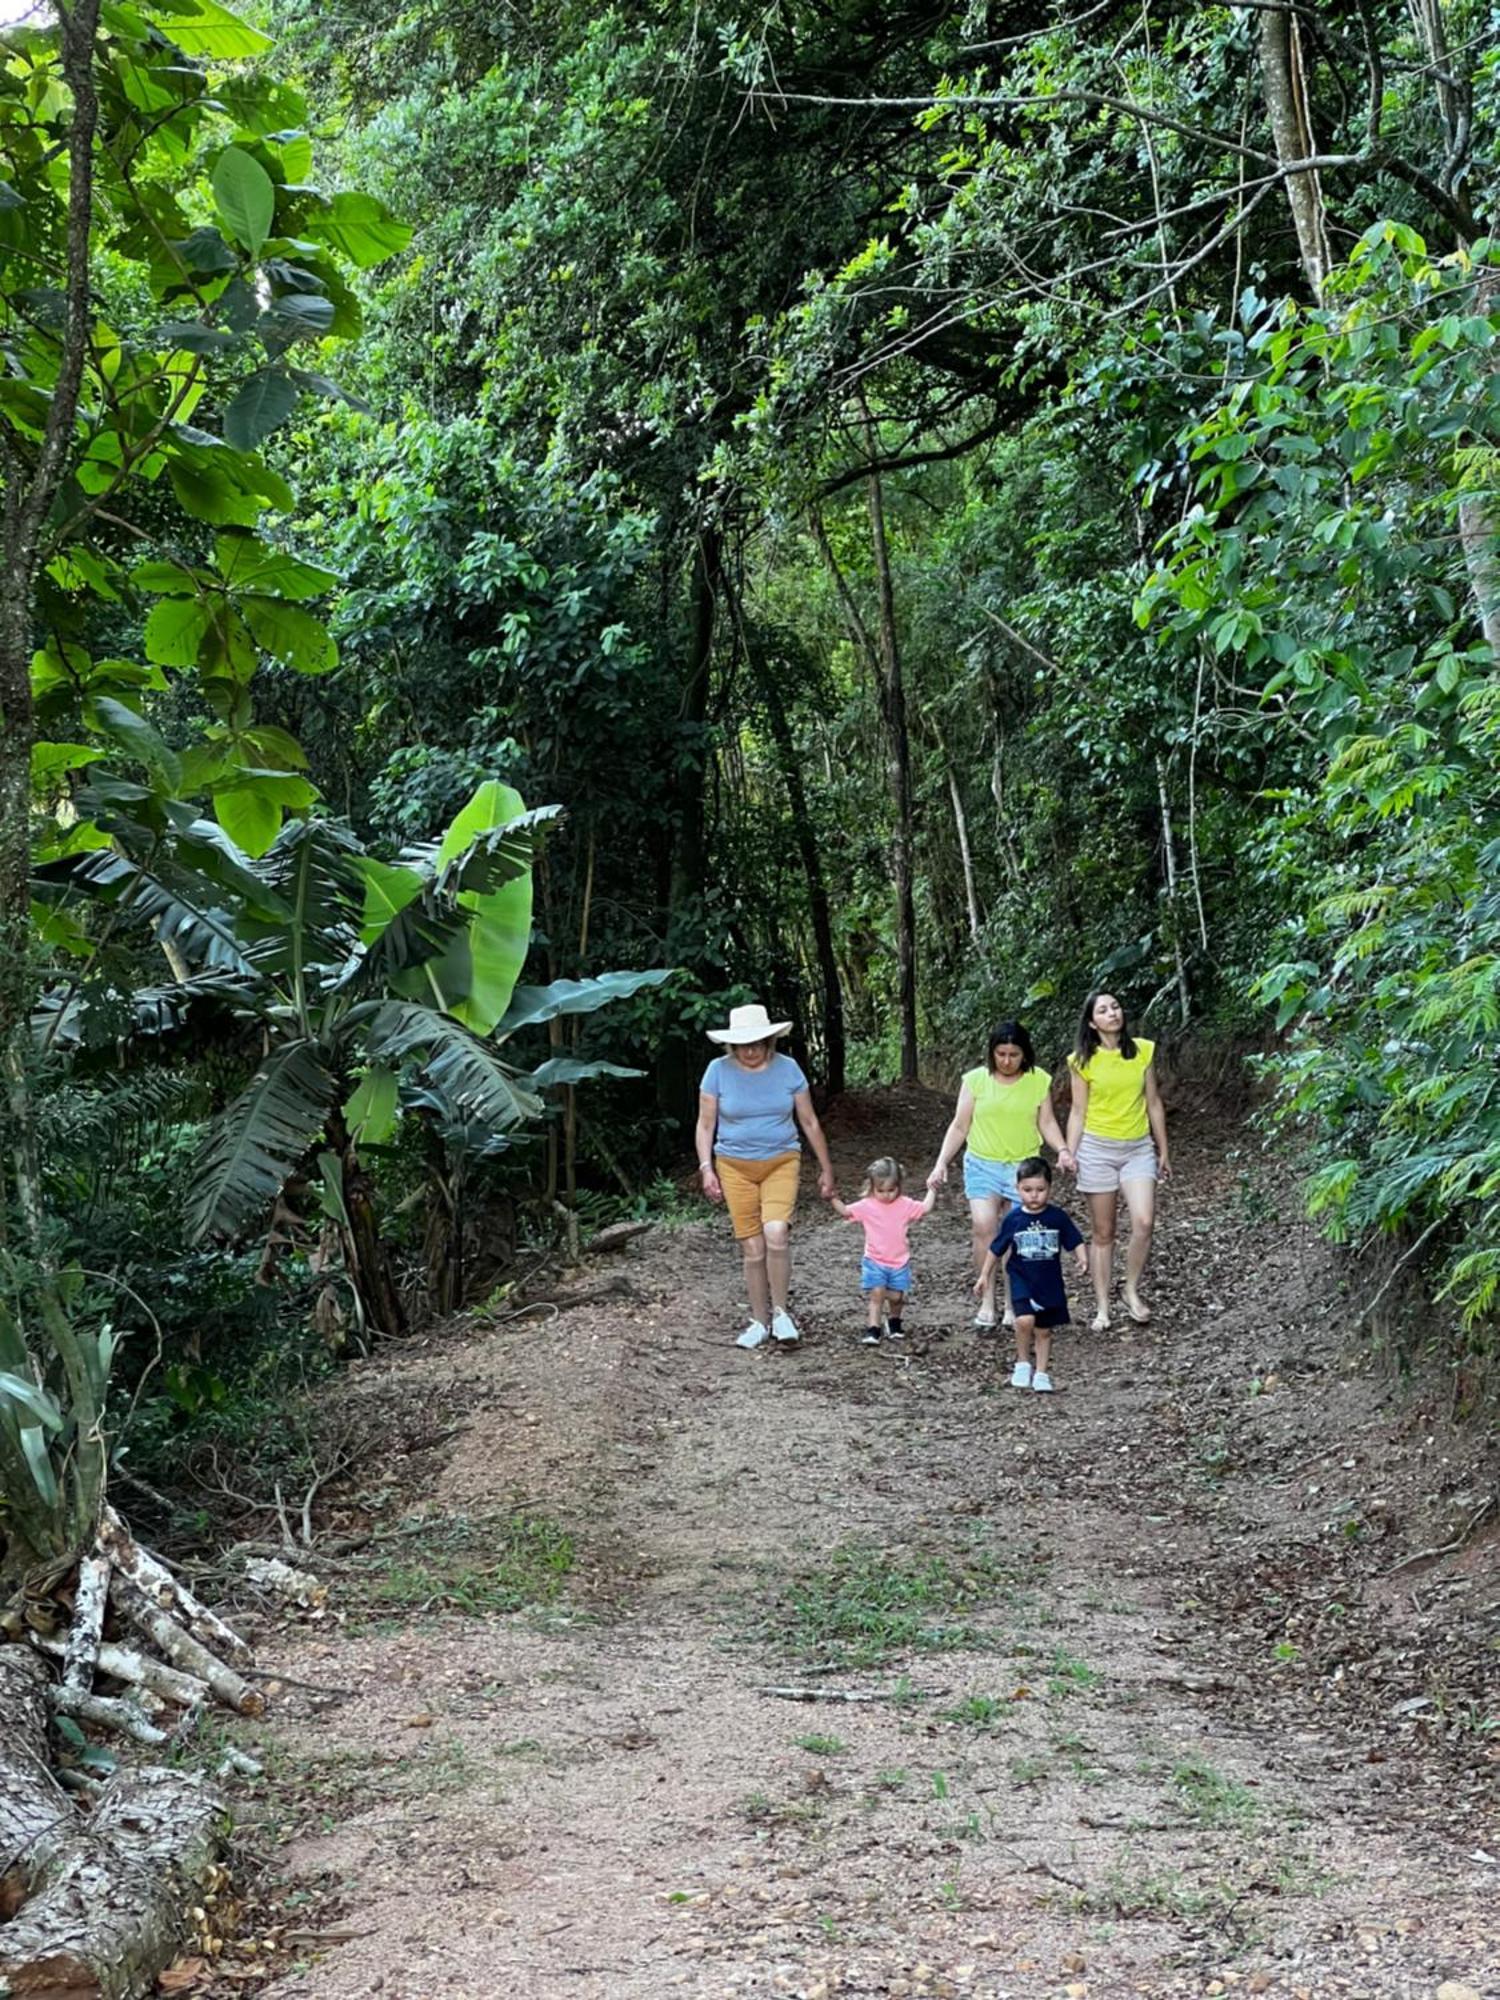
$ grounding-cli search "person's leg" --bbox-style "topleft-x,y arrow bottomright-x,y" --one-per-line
1120,1175 -> 1157,1321
741,1232 -> 771,1327
886,1266 -> 908,1337
969,1195 -> 1002,1321
865,1281 -> 885,1331
1087,1190 -> 1117,1329
1011,1311 -> 1035,1386
764,1218 -> 791,1312
1033,1315 -> 1053,1377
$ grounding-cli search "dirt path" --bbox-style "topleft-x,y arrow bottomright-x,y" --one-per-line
237,1087 -> 1498,2000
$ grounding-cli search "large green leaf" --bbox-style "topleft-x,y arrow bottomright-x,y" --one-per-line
18,1425 -> 59,1507
223,369 -> 297,451
212,145 -> 275,254
367,1001 -> 541,1132
190,1038 -> 337,1241
524,1057 -> 645,1087
213,781 -> 280,858
214,533 -> 337,600
428,783 -> 535,1033
144,595 -> 213,666
496,969 -> 674,1037
242,595 -> 338,673
160,0 -> 273,57
87,695 -> 181,790
70,846 -> 256,974
345,1065 -> 399,1145
0,1371 -> 63,1431
302,191 -> 413,269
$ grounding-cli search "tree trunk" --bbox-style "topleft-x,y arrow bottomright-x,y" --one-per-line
862,451 -> 919,1081
0,1649 -> 74,1918
1258,5 -> 1331,302
742,628 -> 846,1095
932,716 -> 982,945
657,526 -> 722,1125
0,1767 -> 222,2000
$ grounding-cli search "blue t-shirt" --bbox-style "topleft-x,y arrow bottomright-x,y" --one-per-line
991,1203 -> 1083,1314
701,1052 -> 808,1161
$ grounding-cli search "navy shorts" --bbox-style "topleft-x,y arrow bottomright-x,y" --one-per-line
1010,1291 -> 1069,1329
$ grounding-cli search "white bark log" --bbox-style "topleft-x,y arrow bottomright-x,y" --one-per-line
98,1506 -> 252,1665
1258,7 -> 1330,302
49,1685 -> 169,1748
0,1649 -> 75,1913
0,1767 -> 222,2000
61,1554 -> 110,1696
107,1573 -> 263,1717
31,1631 -> 209,1711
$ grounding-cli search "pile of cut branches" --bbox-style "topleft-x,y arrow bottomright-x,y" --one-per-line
0,1506 -> 261,1998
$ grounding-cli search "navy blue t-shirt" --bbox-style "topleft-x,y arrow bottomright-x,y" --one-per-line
991,1203 -> 1083,1314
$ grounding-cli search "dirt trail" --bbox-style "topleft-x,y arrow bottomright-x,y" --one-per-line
241,1087 -> 1498,2000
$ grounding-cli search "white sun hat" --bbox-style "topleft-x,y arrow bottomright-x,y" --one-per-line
706,1002 -> 793,1045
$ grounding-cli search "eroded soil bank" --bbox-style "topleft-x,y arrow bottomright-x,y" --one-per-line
217,1087 -> 1496,2000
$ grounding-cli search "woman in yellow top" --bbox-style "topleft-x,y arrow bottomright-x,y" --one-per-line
927,1020 -> 1073,1331
1065,990 -> 1170,1331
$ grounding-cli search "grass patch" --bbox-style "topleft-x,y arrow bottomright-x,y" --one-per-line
763,1540 -> 1018,1667
941,1693 -> 1012,1731
362,1510 -> 574,1618
1171,1757 -> 1259,1830
794,1733 -> 848,1756
1046,1649 -> 1101,1697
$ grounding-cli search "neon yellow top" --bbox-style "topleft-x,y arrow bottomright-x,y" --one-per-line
1070,1039 -> 1155,1141
962,1066 -> 1052,1162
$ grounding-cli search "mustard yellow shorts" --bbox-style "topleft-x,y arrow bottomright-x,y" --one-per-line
717,1152 -> 801,1241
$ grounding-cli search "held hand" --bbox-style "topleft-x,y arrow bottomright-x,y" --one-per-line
972,1274 -> 987,1298
818,1167 -> 837,1201
700,1167 -> 724,1204
926,1162 -> 948,1189
1057,1148 -> 1077,1176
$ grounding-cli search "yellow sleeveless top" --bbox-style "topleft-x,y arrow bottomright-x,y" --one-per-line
963,1066 -> 1052,1161
1070,1039 -> 1154,1141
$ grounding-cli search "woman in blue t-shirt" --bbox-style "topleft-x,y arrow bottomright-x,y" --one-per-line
694,1003 -> 836,1350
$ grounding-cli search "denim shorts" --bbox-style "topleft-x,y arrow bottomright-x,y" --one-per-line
963,1151 -> 1021,1204
861,1257 -> 912,1294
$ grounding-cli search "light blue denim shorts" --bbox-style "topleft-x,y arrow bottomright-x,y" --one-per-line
963,1152 -> 1021,1204
860,1256 -> 912,1294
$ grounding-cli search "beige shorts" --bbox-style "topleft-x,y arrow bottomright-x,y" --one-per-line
1076,1133 -> 1157,1194
717,1152 -> 800,1240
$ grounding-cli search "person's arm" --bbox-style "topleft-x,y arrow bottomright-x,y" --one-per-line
973,1246 -> 999,1296
794,1088 -> 837,1201
1037,1082 -> 1075,1174
1065,1066 -> 1089,1158
912,1187 -> 938,1221
928,1086 -> 976,1187
694,1090 -> 723,1204
1061,1212 -> 1089,1275
1145,1064 -> 1170,1179
830,1195 -> 856,1220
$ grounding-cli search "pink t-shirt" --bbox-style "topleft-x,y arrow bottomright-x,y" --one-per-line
846,1195 -> 927,1268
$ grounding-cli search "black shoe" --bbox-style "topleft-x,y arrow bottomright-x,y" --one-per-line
861,1327 -> 882,1345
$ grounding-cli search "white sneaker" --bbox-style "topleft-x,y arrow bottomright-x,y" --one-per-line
736,1320 -> 769,1349
771,1310 -> 801,1344
973,1308 -> 997,1332
1002,1304 -> 1016,1329
1032,1370 -> 1054,1393
1010,1360 -> 1033,1389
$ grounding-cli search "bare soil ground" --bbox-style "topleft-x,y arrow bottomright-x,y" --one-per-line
218,1086 -> 1497,2000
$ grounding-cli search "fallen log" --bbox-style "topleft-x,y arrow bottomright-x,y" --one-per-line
97,1508 -> 252,1666
48,1687 -> 169,1750
60,1557 -> 109,1697
0,1767 -> 222,2000
106,1575 -> 263,1718
0,1650 -> 75,1918
582,1220 -> 654,1255
31,1632 -> 209,1712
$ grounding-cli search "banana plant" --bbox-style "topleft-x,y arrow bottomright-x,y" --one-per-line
47,783 -> 670,1330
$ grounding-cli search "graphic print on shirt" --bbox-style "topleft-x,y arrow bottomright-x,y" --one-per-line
1012,1222 -> 1061,1263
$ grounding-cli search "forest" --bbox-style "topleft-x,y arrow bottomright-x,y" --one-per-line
0,0 -> 1496,1993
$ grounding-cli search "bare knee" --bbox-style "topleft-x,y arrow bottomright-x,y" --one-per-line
741,1234 -> 767,1266
763,1220 -> 790,1251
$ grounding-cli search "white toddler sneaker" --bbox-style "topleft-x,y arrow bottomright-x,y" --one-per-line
770,1310 -> 801,1345
1032,1370 -> 1054,1393
736,1320 -> 769,1349
1010,1360 -> 1033,1389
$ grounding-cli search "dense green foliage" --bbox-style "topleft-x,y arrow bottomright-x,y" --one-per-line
2,0 -> 1497,1571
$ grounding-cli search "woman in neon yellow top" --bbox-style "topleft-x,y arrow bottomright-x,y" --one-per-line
1065,991 -> 1170,1331
927,1020 -> 1073,1331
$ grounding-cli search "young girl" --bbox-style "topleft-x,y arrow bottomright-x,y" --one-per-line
831,1158 -> 936,1345
1064,990 -> 1170,1330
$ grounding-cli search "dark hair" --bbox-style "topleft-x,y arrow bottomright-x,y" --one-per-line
1072,990 -> 1137,1069
986,1020 -> 1036,1074
1016,1156 -> 1052,1184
